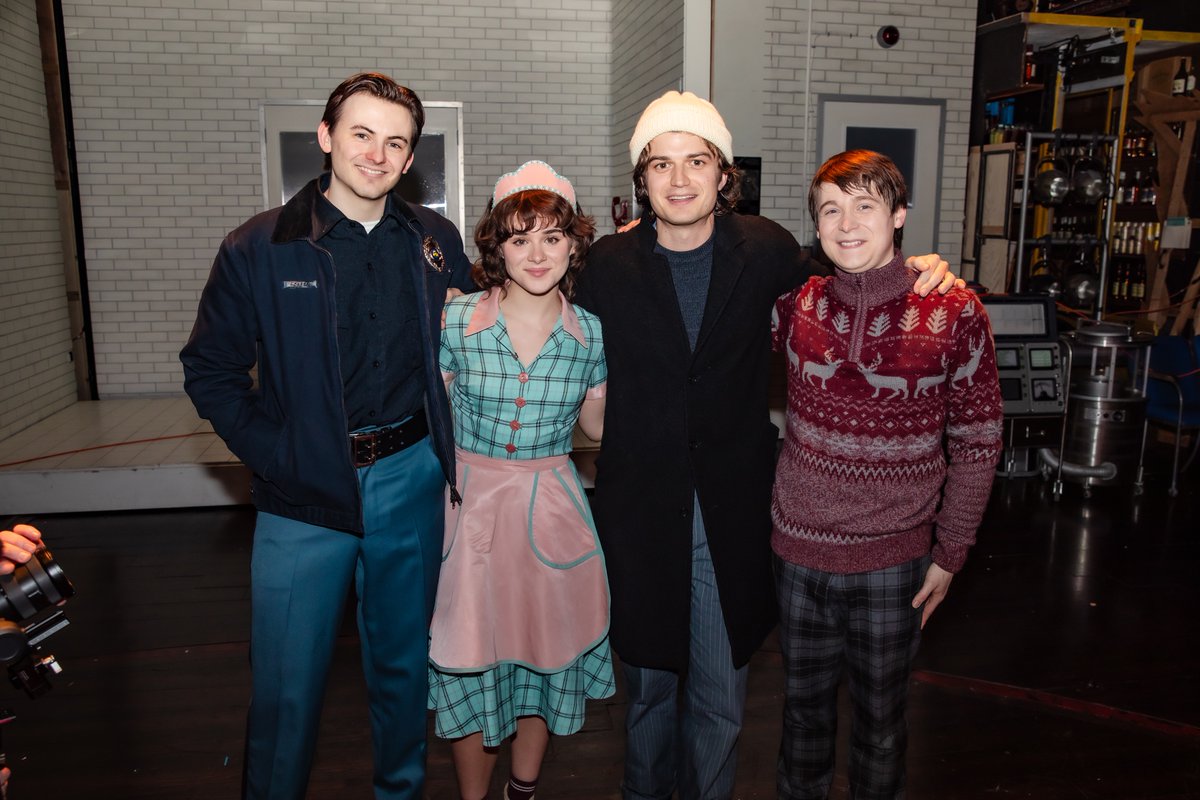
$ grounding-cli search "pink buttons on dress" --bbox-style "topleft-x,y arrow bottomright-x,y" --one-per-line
514,397 -> 527,408
509,420 -> 521,431
505,443 -> 517,454
518,372 -> 529,383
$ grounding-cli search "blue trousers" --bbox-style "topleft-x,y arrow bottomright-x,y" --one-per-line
774,556 -> 928,800
243,438 -> 444,800
621,495 -> 749,800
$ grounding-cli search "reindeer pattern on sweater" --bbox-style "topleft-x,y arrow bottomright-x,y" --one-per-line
769,255 -> 1003,575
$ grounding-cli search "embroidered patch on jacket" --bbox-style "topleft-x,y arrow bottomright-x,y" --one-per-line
423,235 -> 446,272
281,280 -> 318,289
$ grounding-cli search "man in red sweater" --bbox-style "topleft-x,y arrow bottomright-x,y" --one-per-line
770,150 -> 1003,799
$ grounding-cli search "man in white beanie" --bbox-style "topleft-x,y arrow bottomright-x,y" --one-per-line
573,90 -> 956,800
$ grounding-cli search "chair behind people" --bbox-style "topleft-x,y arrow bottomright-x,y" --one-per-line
1145,333 -> 1200,496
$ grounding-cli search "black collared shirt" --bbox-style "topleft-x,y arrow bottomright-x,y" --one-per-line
315,190 -> 424,431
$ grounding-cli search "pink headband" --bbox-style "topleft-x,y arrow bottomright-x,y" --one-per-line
492,160 -> 576,206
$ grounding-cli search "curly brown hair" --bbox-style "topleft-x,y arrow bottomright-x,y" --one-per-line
631,137 -> 742,222
472,191 -> 596,299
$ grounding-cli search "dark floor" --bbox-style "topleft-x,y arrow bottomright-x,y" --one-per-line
1,444 -> 1198,799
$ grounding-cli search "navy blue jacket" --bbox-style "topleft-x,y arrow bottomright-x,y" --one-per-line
180,176 -> 474,533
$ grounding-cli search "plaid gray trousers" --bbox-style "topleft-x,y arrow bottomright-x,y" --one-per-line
773,554 -> 929,800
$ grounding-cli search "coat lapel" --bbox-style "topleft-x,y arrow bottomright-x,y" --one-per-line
635,222 -> 695,356
693,216 -> 746,357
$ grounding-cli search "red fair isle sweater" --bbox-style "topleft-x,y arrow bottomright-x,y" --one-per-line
770,253 -> 1003,575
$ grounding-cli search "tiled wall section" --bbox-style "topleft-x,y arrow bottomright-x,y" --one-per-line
761,0 -> 976,264
40,0 -> 977,400
0,0 -> 79,439
60,0 -> 614,395
610,0 -> 683,206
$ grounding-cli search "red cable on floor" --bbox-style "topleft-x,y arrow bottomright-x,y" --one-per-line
913,669 -> 1200,738
0,432 -> 217,470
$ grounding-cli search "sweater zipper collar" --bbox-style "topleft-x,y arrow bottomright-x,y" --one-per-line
831,252 -> 912,363
848,272 -> 868,363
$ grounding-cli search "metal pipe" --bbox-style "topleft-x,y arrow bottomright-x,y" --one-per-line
1014,129 -> 1034,292
1052,333 -> 1075,498
1038,448 -> 1118,480
1096,133 -> 1119,320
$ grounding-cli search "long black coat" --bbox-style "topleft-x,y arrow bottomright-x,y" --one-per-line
575,214 -> 823,670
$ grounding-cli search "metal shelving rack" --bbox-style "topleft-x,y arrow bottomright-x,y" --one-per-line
1013,130 -> 1120,318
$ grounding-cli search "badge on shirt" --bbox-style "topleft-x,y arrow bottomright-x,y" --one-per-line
423,236 -> 446,272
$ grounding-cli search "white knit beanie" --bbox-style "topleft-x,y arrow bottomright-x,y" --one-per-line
629,90 -> 733,166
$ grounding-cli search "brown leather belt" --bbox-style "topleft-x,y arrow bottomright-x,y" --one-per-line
349,410 -> 428,467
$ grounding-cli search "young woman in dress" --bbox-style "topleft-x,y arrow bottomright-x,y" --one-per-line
428,161 -> 611,800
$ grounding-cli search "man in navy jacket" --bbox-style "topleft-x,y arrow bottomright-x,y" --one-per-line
180,73 -> 472,800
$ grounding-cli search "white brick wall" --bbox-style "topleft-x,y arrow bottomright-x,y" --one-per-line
610,0 -> 683,202
50,0 -> 975,400
0,0 -> 79,439
760,0 -> 975,265
61,0 -> 615,396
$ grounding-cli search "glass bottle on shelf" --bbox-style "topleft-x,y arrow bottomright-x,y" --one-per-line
1173,59 -> 1188,96
1132,262 -> 1146,301
1140,171 -> 1157,207
1124,171 -> 1141,205
1187,58 -> 1197,95
1117,170 -> 1128,204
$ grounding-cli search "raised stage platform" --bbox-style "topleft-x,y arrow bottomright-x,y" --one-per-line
0,398 -> 250,515
0,398 -> 614,515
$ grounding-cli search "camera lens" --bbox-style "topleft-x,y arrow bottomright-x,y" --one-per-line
0,547 -> 76,623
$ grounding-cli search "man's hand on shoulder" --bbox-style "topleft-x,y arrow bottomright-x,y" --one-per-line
906,253 -> 965,297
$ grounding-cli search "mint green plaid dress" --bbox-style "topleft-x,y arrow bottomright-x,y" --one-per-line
427,289 -> 615,746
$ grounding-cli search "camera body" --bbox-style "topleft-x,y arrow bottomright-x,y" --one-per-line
0,547 -> 75,698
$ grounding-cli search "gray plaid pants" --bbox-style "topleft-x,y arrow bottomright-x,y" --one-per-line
773,554 -> 929,800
